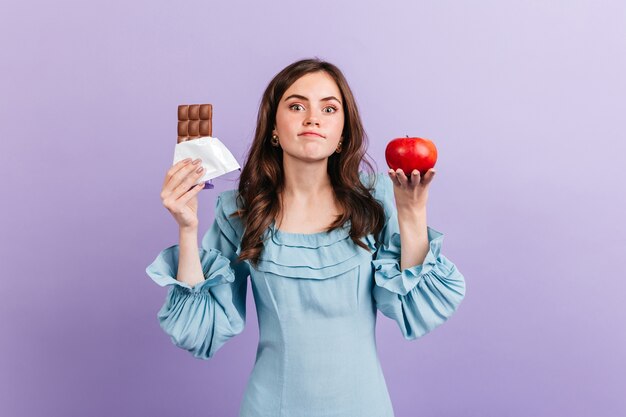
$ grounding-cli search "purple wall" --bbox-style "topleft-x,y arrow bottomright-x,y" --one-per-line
2,1 -> 625,416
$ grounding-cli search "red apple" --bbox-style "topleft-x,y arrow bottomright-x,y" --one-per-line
385,136 -> 437,177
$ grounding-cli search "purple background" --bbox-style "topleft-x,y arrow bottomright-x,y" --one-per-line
2,1 -> 625,416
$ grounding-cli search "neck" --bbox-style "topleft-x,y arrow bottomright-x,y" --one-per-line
280,156 -> 332,201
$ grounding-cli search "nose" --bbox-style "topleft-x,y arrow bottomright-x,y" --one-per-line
304,112 -> 320,127
304,118 -> 320,127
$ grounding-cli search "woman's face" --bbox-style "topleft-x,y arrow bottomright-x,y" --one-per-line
273,71 -> 344,164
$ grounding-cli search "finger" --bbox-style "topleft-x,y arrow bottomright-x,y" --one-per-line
388,169 -> 401,186
162,158 -> 192,189
422,169 -> 436,185
395,169 -> 407,186
171,164 -> 205,199
165,159 -> 203,198
410,169 -> 421,185
178,182 -> 205,205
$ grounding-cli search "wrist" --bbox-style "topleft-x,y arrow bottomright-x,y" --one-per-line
179,226 -> 199,237
397,204 -> 427,218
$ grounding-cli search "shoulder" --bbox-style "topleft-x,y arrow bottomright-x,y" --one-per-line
214,188 -> 245,248
216,188 -> 242,213
359,170 -> 394,218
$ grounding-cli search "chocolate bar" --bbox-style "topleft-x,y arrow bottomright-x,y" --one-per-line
177,104 -> 212,143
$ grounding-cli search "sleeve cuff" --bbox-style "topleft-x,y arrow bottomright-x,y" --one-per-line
146,245 -> 236,293
372,226 -> 444,296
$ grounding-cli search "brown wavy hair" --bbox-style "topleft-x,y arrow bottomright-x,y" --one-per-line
231,58 -> 386,268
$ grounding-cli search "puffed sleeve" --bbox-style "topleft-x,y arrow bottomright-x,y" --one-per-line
145,190 -> 250,359
369,172 -> 466,340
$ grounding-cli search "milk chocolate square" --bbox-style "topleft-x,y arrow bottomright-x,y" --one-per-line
177,104 -> 212,143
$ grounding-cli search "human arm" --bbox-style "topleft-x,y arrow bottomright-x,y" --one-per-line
145,193 -> 249,359
371,170 -> 466,340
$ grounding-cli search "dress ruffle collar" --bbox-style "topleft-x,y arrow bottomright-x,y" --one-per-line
253,219 -> 373,279
213,172 -> 381,279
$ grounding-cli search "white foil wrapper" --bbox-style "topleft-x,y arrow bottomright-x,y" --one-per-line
173,137 -> 241,185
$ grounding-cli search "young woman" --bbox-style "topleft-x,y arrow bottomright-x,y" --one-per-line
147,58 -> 466,417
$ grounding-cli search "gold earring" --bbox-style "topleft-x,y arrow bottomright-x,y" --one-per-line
335,140 -> 343,153
271,134 -> 280,147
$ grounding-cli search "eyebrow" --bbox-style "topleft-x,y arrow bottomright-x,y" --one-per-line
283,94 -> 342,105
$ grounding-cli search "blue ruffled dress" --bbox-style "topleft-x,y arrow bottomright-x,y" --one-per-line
146,171 -> 466,417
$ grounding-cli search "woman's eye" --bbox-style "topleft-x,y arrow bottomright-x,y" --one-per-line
289,104 -> 338,113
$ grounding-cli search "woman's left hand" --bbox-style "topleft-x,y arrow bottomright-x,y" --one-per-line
388,168 -> 436,211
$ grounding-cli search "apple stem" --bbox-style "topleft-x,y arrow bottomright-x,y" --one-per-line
406,134 -> 409,138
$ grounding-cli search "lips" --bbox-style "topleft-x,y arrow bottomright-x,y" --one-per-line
299,132 -> 324,138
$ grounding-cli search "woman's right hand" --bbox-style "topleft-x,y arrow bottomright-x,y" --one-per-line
161,158 -> 205,230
